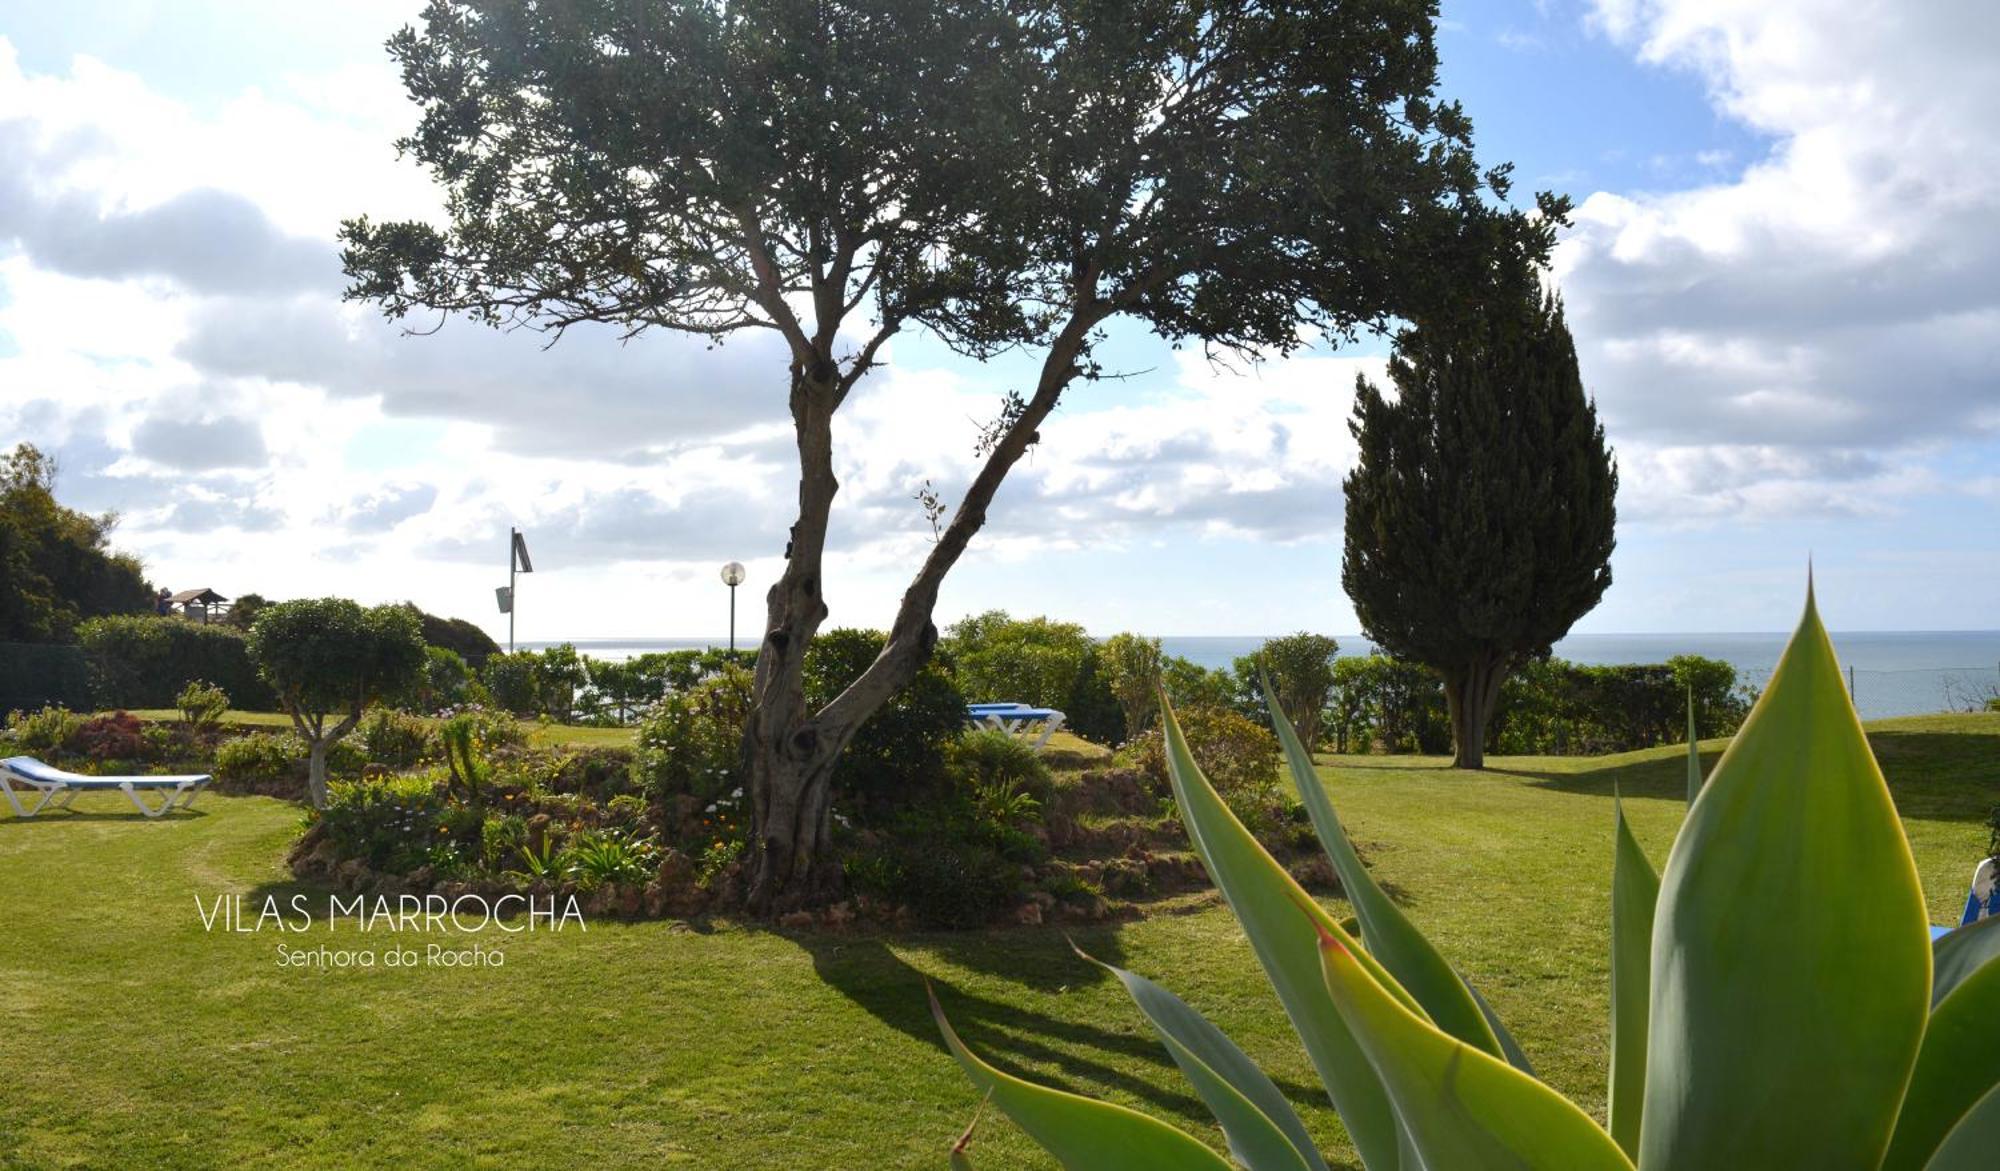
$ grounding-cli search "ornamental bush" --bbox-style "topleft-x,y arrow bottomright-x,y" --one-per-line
631,665 -> 753,803
803,627 -> 968,819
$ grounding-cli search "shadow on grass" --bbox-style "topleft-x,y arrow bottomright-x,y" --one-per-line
793,927 -> 1342,1154
1483,732 -> 1999,823
0,807 -> 211,825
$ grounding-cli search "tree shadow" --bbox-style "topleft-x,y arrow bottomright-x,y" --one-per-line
1484,732 -> 1999,823
791,925 -> 1337,1143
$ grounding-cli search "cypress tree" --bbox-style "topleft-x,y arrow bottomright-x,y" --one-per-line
1341,269 -> 1617,769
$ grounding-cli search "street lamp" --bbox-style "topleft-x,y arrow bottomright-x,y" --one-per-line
720,561 -> 747,652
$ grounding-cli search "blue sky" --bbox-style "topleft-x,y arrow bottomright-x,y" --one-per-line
0,0 -> 1994,640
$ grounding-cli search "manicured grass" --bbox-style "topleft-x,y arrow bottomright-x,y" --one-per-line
4,714 -> 1995,1168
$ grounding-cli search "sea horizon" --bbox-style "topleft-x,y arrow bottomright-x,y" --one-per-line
521,629 -> 2000,722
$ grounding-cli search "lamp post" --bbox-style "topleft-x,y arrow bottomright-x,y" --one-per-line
720,561 -> 747,652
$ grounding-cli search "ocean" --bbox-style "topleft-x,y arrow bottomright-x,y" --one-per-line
526,630 -> 2000,721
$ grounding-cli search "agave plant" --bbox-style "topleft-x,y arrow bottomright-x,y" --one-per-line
934,587 -> 2000,1168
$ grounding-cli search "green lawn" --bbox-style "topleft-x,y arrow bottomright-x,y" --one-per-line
4,713 -> 1995,1168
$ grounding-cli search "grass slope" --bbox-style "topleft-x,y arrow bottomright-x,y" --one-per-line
3,714 -> 1994,1168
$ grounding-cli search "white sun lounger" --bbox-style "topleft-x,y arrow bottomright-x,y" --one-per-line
966,703 -> 1067,752
0,755 -> 211,819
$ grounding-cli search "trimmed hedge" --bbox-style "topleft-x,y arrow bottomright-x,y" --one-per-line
77,615 -> 276,710
0,641 -> 93,713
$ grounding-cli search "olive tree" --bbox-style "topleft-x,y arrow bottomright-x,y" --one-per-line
247,599 -> 427,807
343,0 -> 1559,907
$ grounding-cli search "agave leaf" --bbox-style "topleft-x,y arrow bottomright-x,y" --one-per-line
1639,587 -> 1931,1170
1880,953 -> 2000,1171
1921,1081 -> 2000,1171
1931,911 -> 2000,1008
1314,925 -> 1635,1170
928,985 -> 1234,1171
950,1096 -> 988,1171
1607,798 -> 1659,1159
1078,946 -> 1328,1171
1160,697 -> 1411,1170
1265,681 -> 1512,1066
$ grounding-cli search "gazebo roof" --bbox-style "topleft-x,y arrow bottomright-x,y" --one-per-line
169,588 -> 228,605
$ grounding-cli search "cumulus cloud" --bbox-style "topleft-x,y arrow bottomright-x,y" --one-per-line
338,482 -> 439,532
129,414 -> 268,470
1564,0 -> 2000,460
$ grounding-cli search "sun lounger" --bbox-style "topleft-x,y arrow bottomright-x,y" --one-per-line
965,703 -> 1066,752
0,756 -> 211,819
1960,857 -> 1997,927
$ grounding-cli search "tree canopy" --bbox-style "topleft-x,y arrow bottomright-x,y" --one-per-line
1342,266 -> 1617,768
343,0 -> 1565,905
247,598 -> 427,806
0,443 -> 152,642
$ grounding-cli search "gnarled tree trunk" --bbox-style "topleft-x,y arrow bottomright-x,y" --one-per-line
306,740 -> 330,809
1443,654 -> 1510,770
743,314 -> 1105,911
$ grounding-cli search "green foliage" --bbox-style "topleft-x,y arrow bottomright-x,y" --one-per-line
175,679 -> 229,733
414,645 -> 475,712
395,602 -> 501,667
632,665 -> 754,803
0,641 -> 93,713
937,588 -> 1984,1171
358,706 -> 431,769
1130,705 -> 1279,800
1062,653 -> 1129,746
1235,634 -> 1340,749
1098,633 -> 1165,740
213,732 -> 302,786
847,835 -> 1027,931
1343,265 -> 1617,768
803,627 -> 968,818
220,593 -> 269,631
534,643 -> 589,723
1162,656 -> 1239,715
247,599 -> 427,733
78,615 -> 275,710
0,443 -> 153,643
945,612 -> 1095,712
1327,656 -> 1454,755
317,773 -> 450,874
560,828 -> 659,892
480,652 -> 542,716
949,730 -> 1054,827
5,705 -> 84,756
437,711 -> 492,806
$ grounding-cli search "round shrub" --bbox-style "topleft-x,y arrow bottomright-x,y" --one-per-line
481,653 -> 542,716
174,680 -> 229,733
359,706 -> 431,769
1129,705 -> 1280,797
948,728 -> 1054,806
73,711 -> 146,762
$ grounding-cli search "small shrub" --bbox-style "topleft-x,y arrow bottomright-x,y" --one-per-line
431,703 -> 527,750
949,730 -> 1052,829
436,712 -> 493,805
318,772 -> 449,873
481,813 -> 527,869
561,829 -> 659,891
359,707 -> 431,769
6,705 -> 83,756
215,732 -> 302,785
632,666 -> 752,802
481,652 -> 542,716
175,680 -> 229,733
72,711 -> 146,761
1129,704 -> 1279,797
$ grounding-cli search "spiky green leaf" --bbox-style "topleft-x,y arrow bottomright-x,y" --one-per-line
1080,948 -> 1327,1171
1881,952 -> 2000,1171
1639,587 -> 1931,1169
1608,798 -> 1659,1159
1931,911 -> 2000,1009
1315,927 -> 1634,1170
1160,697 -> 1412,1170
1922,1081 -> 2000,1171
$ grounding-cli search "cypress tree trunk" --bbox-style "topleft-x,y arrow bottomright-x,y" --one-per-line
1443,656 -> 1508,770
